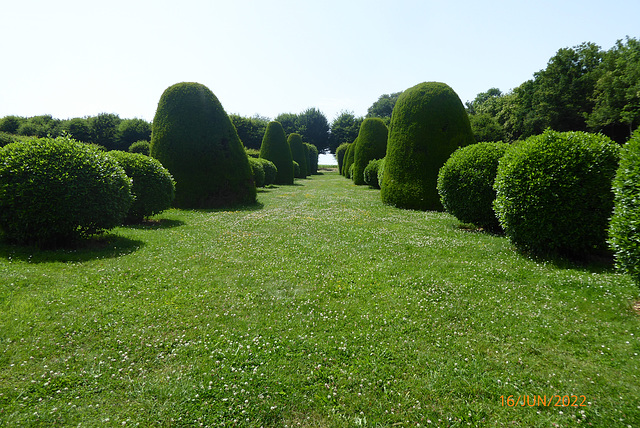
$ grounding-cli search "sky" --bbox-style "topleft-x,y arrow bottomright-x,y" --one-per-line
1,0 -> 639,125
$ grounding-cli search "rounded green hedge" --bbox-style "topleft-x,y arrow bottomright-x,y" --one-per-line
259,121 -> 294,185
0,136 -> 133,246
335,142 -> 350,174
494,130 -> 619,256
363,158 -> 383,188
150,82 -> 256,208
128,140 -> 150,155
256,158 -> 277,186
381,82 -> 475,211
108,151 -> 175,222
248,157 -> 266,188
609,129 -> 640,285
437,141 -> 509,230
353,118 -> 388,185
288,133 -> 308,178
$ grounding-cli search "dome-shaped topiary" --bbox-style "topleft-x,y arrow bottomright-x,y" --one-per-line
259,121 -> 294,185
0,136 -> 133,246
609,128 -> 640,285
150,82 -> 256,208
128,140 -> 150,155
108,151 -> 175,222
353,118 -> 388,185
288,133 -> 308,178
381,82 -> 475,211
494,130 -> 619,256
363,158 -> 383,188
248,157 -> 266,187
256,158 -> 277,186
437,141 -> 509,231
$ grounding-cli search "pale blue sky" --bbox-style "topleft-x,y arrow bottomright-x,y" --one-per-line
1,0 -> 638,123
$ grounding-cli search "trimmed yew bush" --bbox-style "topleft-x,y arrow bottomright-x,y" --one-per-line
256,158 -> 277,186
377,158 -> 386,188
494,130 -> 619,256
108,151 -> 175,222
343,140 -> 356,178
288,133 -> 308,178
353,118 -> 388,185
305,143 -> 318,174
381,82 -> 475,211
609,129 -> 640,285
363,158 -> 382,188
0,136 -> 133,246
259,121 -> 294,185
150,82 -> 256,208
335,142 -> 350,174
248,157 -> 266,187
129,140 -> 150,155
437,141 -> 509,230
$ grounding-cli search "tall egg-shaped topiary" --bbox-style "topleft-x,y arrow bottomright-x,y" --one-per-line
288,133 -> 308,178
342,139 -> 356,178
381,82 -> 475,211
259,121 -> 294,185
353,118 -> 388,185
150,82 -> 256,208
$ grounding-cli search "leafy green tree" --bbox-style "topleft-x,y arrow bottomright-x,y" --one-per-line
117,118 -> 151,148
63,118 -> 92,142
589,37 -> 640,141
329,111 -> 362,153
90,113 -> 122,150
274,113 -> 299,136
151,82 -> 256,208
367,92 -> 402,123
18,115 -> 62,138
230,114 -> 269,150
0,115 -> 24,134
465,88 -> 503,116
297,108 -> 330,153
468,113 -> 505,142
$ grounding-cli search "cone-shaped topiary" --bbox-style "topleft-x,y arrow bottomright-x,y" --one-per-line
353,118 -> 388,185
343,139 -> 356,178
381,82 -> 475,211
304,142 -> 318,175
288,133 -> 308,178
150,82 -> 256,208
335,142 -> 350,174
259,121 -> 294,185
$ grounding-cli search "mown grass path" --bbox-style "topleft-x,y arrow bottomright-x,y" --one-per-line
1,171 -> 639,427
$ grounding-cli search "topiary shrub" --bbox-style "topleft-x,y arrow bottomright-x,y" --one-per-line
377,157 -> 386,189
437,141 -> 509,231
248,157 -> 266,187
335,142 -> 350,174
363,158 -> 382,188
288,133 -> 308,178
293,160 -> 300,179
609,128 -> 640,285
493,130 -> 619,256
129,140 -> 150,155
245,148 -> 260,158
259,121 -> 294,185
256,158 -> 277,186
353,118 -> 388,185
381,82 -> 475,211
108,151 -> 175,222
305,143 -> 318,175
150,82 -> 256,208
343,140 -> 356,178
0,136 -> 133,246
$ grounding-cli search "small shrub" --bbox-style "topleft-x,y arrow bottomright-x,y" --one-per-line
437,141 -> 509,230
0,136 -> 133,246
108,151 -> 175,222
364,159 -> 382,188
256,158 -> 277,186
248,157 -> 266,187
129,140 -> 150,155
609,129 -> 640,285
493,130 -> 619,256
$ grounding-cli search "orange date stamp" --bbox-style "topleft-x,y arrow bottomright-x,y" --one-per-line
501,395 -> 588,407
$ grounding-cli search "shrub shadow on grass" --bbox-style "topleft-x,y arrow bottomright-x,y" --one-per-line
0,234 -> 144,264
123,218 -> 185,230
184,201 -> 265,214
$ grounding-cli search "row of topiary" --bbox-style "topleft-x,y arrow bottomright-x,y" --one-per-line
0,136 -> 175,247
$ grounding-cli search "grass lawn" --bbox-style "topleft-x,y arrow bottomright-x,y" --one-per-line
1,171 -> 639,427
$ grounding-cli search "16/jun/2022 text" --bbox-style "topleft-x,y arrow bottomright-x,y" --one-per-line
501,395 -> 588,407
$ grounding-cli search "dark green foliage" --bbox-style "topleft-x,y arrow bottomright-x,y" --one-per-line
0,132 -> 16,148
0,136 -> 133,246
381,82 -> 475,211
293,161 -> 300,179
377,157 -> 385,188
17,115 -> 62,138
0,115 -> 24,134
367,92 -> 402,123
248,157 -> 266,188
245,148 -> 260,158
288,133 -> 308,178
230,114 -> 269,150
259,121 -> 294,185
108,151 -> 175,222
335,142 -> 350,174
90,113 -> 122,150
129,140 -> 150,155
117,118 -> 152,148
468,113 -> 505,142
609,128 -> 640,285
363,158 -> 382,188
302,143 -> 310,176
328,111 -> 362,153
494,130 -> 619,256
353,118 -> 388,185
437,142 -> 509,230
150,82 -> 256,208
304,143 -> 318,175
256,158 -> 277,186
63,117 -> 93,142
342,140 -> 356,177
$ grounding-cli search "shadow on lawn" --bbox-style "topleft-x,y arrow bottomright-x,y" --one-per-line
123,218 -> 185,230
0,234 -> 145,264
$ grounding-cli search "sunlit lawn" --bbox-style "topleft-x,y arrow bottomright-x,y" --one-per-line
1,171 -> 639,427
